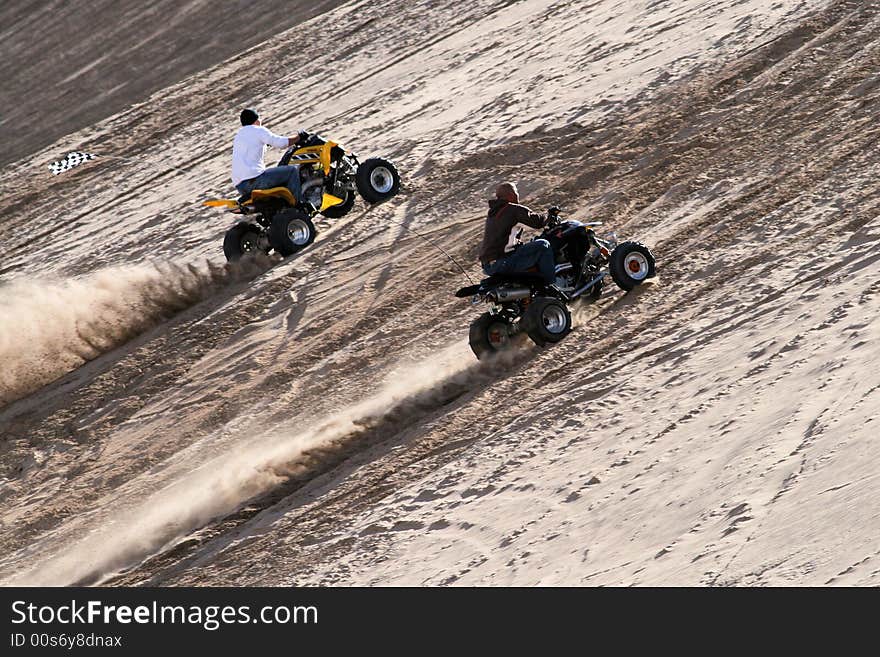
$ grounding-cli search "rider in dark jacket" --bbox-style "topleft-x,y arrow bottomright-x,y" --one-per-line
479,182 -> 555,284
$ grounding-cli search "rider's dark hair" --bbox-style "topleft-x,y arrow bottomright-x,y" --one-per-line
240,108 -> 259,126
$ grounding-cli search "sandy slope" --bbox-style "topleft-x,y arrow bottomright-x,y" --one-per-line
0,0 -> 348,167
3,0 -> 879,586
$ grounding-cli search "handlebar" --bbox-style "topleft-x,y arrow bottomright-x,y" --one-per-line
301,132 -> 326,147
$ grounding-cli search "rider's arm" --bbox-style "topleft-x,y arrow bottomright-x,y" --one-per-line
257,126 -> 300,149
285,132 -> 310,148
508,203 -> 546,229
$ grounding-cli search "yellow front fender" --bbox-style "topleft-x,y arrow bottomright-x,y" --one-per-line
319,192 -> 344,211
289,140 -> 337,175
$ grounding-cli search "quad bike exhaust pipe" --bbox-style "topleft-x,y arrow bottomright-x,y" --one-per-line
488,274 -> 605,304
489,286 -> 532,302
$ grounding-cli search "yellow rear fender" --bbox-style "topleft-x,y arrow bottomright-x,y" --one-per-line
206,186 -> 297,210
249,187 -> 297,206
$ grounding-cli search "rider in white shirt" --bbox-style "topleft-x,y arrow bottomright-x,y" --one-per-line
231,108 -> 306,202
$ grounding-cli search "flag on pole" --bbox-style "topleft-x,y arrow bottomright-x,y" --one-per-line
48,151 -> 97,175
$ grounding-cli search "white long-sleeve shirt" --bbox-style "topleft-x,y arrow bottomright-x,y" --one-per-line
230,124 -> 290,185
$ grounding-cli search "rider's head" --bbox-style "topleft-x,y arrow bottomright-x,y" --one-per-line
495,182 -> 519,203
240,108 -> 260,126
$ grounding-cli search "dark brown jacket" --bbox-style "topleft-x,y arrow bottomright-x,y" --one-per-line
479,199 -> 546,265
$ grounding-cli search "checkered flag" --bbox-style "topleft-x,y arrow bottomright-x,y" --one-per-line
48,151 -> 97,175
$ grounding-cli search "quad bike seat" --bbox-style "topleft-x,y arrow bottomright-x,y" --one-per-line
482,272 -> 548,286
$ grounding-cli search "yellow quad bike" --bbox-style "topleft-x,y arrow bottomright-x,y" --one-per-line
205,133 -> 401,261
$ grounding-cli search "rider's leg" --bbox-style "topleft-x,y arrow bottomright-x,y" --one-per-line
532,239 -> 557,284
483,260 -> 503,277
243,165 -> 302,201
235,179 -> 255,200
499,240 -> 556,284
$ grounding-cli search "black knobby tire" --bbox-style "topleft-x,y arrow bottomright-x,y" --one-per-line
223,223 -> 263,262
609,241 -> 656,291
268,208 -> 316,257
321,190 -> 356,218
355,157 -> 401,204
521,296 -> 572,346
468,313 -> 514,360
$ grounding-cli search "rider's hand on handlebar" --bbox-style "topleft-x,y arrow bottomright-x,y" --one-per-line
544,206 -> 561,226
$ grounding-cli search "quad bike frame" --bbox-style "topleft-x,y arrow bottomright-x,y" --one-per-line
205,135 -> 401,262
457,208 -> 656,360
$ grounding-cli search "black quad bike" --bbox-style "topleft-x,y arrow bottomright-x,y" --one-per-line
455,207 -> 656,360
205,133 -> 401,262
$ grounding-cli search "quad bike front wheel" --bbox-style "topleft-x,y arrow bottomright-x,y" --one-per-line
268,208 -> 317,257
223,222 -> 264,262
321,190 -> 356,219
356,157 -> 401,204
609,241 -> 656,291
469,313 -> 514,360
521,297 -> 572,346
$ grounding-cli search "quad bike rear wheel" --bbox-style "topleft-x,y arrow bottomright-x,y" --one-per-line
356,157 -> 400,204
321,190 -> 356,219
609,241 -> 656,291
469,313 -> 514,360
521,296 -> 572,346
268,208 -> 317,257
223,222 -> 263,262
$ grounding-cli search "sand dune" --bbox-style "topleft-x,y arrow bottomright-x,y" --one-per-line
8,344 -> 524,585
2,0 -> 879,586
0,0 -> 348,167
